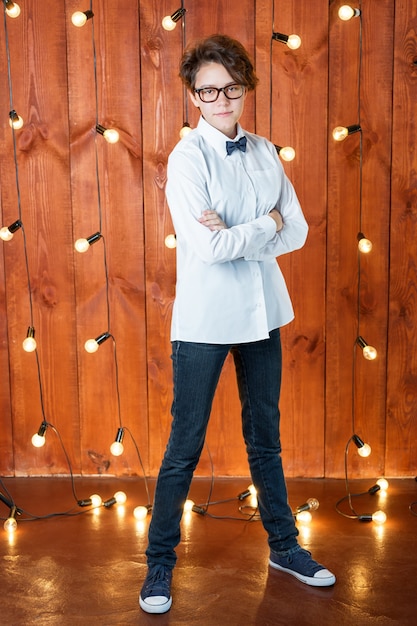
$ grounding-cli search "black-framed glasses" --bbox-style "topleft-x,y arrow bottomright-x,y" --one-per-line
194,83 -> 245,103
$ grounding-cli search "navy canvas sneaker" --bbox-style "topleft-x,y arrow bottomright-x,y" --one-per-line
139,564 -> 173,614
269,548 -> 336,587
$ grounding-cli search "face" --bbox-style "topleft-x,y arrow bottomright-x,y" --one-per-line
189,62 -> 247,139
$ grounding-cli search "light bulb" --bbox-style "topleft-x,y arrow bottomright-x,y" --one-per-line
338,5 -> 360,21
9,114 -> 23,129
23,336 -> 37,352
71,10 -> 94,26
90,494 -> 102,507
5,2 -> 21,18
110,441 -> 124,456
164,234 -> 177,249
0,226 -> 15,241
134,505 -> 149,520
23,327 -> 37,352
248,484 -> 257,496
296,510 -> 312,523
184,499 -> 195,512
4,516 -> 17,532
333,126 -> 349,141
74,238 -> 90,253
162,15 -> 177,30
31,433 -> 46,447
71,11 -> 87,26
114,491 -> 127,505
180,123 -> 192,138
372,510 -> 387,525
103,128 -> 119,144
279,146 -> 296,162
287,34 -> 301,50
307,497 -> 319,511
363,345 -> 377,360
358,236 -> 373,253
376,478 -> 389,491
84,339 -> 99,353
357,443 -> 371,458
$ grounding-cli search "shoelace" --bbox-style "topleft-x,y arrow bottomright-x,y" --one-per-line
143,566 -> 170,596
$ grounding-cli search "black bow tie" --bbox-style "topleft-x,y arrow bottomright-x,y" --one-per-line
226,136 -> 247,155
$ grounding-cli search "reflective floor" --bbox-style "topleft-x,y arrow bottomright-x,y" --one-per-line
1,476 -> 416,625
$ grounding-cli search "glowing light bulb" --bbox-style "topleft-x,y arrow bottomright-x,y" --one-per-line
164,234 -> 177,249
71,11 -> 91,27
162,15 -> 177,30
338,5 -> 360,21
357,443 -> 371,458
248,484 -> 257,497
23,336 -> 37,352
5,2 -> 21,18
279,146 -> 296,162
4,516 -> 17,532
358,237 -> 373,253
31,433 -> 46,447
363,345 -> 377,360
90,494 -> 102,507
0,226 -> 14,241
134,505 -> 149,520
287,34 -> 301,50
184,499 -> 195,512
296,510 -> 312,523
372,510 -> 387,525
103,128 -> 119,144
114,491 -> 127,505
333,126 -> 349,141
376,478 -> 389,491
74,238 -> 90,253
110,441 -> 124,456
180,123 -> 192,138
84,339 -> 99,353
9,114 -> 23,129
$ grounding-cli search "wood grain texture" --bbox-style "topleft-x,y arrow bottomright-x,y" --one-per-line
386,0 -> 417,475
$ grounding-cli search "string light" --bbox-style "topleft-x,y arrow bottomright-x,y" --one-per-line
275,145 -> 296,162
110,428 -> 124,456
134,504 -> 152,520
23,326 -> 37,352
31,422 -> 48,448
4,1 -> 21,18
164,234 -> 177,249
161,8 -> 186,31
71,10 -> 94,27
8,109 -> 23,129
96,124 -> 120,144
103,491 -> 127,507
179,122 -> 192,138
4,506 -> 18,532
357,232 -> 373,253
272,32 -> 301,50
74,232 -> 102,253
332,124 -> 361,141
352,434 -> 371,458
84,332 -> 111,353
0,219 -> 22,241
356,336 -> 377,361
338,5 -> 361,21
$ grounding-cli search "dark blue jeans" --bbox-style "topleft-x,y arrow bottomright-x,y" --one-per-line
146,328 -> 299,568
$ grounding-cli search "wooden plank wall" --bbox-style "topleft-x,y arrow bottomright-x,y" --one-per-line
0,0 -> 415,479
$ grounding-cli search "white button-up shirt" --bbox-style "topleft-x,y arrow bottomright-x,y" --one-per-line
166,116 -> 308,344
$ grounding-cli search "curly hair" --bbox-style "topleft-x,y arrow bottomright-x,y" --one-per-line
179,34 -> 259,92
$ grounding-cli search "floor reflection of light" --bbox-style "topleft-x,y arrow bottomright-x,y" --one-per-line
116,504 -> 126,519
135,520 -> 147,536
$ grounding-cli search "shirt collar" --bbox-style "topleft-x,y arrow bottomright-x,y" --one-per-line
197,116 -> 245,159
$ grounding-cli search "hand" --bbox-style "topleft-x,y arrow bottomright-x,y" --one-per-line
268,209 -> 283,232
199,210 -> 227,231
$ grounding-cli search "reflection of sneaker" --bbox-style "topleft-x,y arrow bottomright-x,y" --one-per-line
269,548 -> 336,587
139,564 -> 173,614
